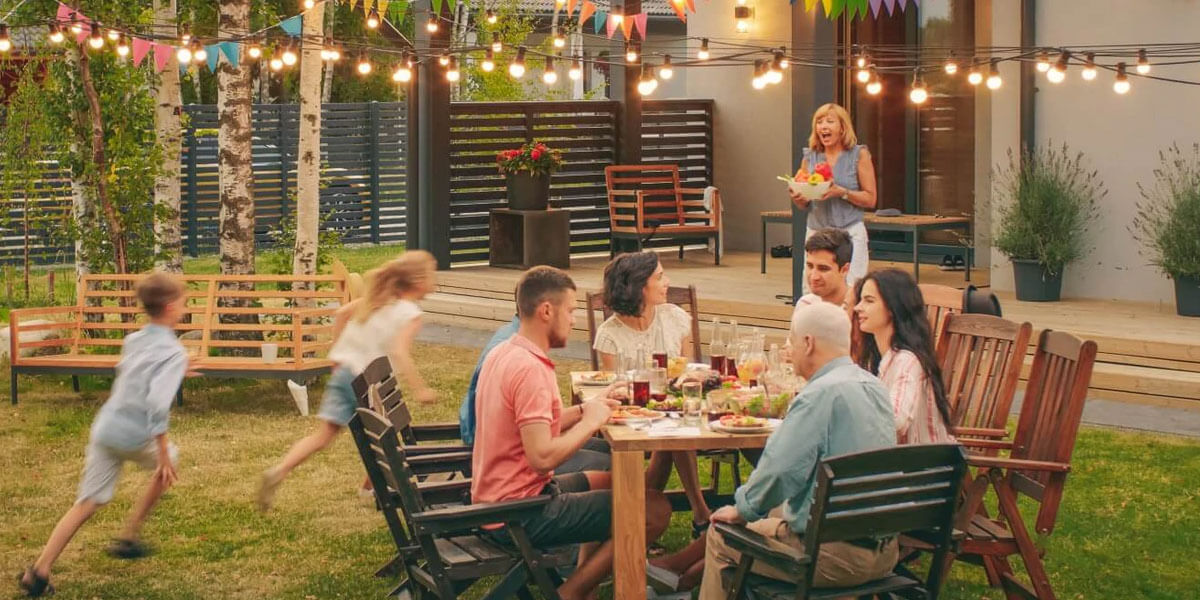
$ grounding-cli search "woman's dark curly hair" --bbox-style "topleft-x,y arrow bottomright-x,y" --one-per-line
853,268 -> 953,429
603,252 -> 660,317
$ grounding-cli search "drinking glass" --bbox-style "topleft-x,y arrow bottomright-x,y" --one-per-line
649,367 -> 668,403
681,381 -> 703,427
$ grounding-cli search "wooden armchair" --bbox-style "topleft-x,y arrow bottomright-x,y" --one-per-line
349,407 -> 571,599
950,330 -> 1098,600
920,283 -> 964,342
604,164 -> 721,264
936,313 -> 1033,441
716,444 -> 967,600
583,285 -> 703,371
352,356 -> 467,457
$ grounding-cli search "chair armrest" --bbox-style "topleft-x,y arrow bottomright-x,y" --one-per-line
967,456 -> 1071,473
407,451 -> 472,476
675,187 -> 713,195
410,422 -> 464,442
952,427 -> 1009,440
416,479 -> 472,505
404,443 -> 472,456
959,439 -> 1014,452
712,522 -> 809,576
411,495 -> 552,535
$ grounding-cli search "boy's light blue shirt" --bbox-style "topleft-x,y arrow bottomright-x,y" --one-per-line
459,316 -> 521,445
90,323 -> 188,451
734,356 -> 896,534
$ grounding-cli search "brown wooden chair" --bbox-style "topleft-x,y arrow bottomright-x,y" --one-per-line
583,285 -> 703,371
352,356 -> 468,457
604,165 -> 721,264
949,330 -> 1098,600
919,283 -> 964,343
935,313 -> 1033,441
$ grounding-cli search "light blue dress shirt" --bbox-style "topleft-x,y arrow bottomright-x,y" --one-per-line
459,316 -> 521,445
90,324 -> 188,451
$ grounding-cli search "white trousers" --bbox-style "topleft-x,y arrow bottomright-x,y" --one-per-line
801,221 -> 870,295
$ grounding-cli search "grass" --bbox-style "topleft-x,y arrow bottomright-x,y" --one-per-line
3,340 -> 1200,599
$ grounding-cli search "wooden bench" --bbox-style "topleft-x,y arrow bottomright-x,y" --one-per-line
604,164 -> 722,264
8,273 -> 349,404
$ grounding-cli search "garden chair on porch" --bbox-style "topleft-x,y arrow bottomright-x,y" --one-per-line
350,407 -> 572,600
949,330 -> 1098,600
604,165 -> 722,264
935,313 -> 1033,441
715,444 -> 967,600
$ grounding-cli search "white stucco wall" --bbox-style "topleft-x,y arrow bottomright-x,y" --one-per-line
986,0 -> 1200,304
685,0 -> 795,251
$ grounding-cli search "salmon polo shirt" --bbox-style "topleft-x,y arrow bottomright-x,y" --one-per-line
470,333 -> 563,504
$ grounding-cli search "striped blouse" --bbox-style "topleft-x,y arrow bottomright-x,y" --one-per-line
878,349 -> 956,445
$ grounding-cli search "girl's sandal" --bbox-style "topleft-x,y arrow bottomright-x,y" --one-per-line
17,567 -> 54,597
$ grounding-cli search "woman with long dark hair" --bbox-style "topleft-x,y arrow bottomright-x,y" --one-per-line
852,269 -> 955,444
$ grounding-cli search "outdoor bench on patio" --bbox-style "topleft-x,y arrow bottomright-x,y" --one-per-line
8,273 -> 349,404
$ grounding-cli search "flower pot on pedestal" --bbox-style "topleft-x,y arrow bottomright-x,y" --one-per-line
505,172 -> 551,211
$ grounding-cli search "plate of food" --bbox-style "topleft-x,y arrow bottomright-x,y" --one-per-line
577,371 -> 617,386
647,396 -> 683,412
711,415 -> 776,434
611,406 -> 666,424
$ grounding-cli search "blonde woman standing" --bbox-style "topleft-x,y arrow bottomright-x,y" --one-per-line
790,103 -> 878,290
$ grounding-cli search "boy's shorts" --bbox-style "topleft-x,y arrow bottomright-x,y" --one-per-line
317,367 -> 359,426
77,440 -> 179,505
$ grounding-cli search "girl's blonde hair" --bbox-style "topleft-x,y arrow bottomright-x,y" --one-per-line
808,103 -> 858,152
355,250 -> 437,322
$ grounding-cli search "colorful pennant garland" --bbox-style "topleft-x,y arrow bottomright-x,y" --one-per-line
792,0 -> 915,19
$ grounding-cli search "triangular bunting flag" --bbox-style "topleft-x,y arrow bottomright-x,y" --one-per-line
387,0 -> 408,22
431,0 -> 444,17
280,14 -> 302,36
633,13 -> 648,40
567,0 -> 578,15
75,20 -> 91,45
220,41 -> 240,68
377,0 -> 390,19
593,10 -> 606,34
206,45 -> 219,72
606,13 -> 617,38
829,0 -> 845,19
153,43 -> 172,72
620,15 -> 634,40
363,0 -> 372,17
579,1 -> 596,29
132,37 -> 151,66
883,0 -> 897,15
685,0 -> 696,13
869,0 -> 883,17
56,2 -> 72,23
670,0 -> 686,21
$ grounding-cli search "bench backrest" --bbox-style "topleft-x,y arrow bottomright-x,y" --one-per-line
605,164 -> 686,232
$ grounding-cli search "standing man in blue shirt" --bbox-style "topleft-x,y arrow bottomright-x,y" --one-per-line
697,301 -> 898,598
20,273 -> 192,598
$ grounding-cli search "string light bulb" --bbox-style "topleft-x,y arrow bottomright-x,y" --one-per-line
1136,49 -> 1150,75
106,28 -> 120,42
180,25 -> 191,46
967,64 -> 983,86
491,32 -> 502,53
69,15 -> 83,35
485,9 -> 497,25
330,44 -> 342,61
767,54 -> 784,85
697,38 -> 710,61
192,40 -> 207,63
1113,62 -> 1130,94
855,62 -> 871,84
909,72 -> 928,104
865,69 -> 882,96
751,60 -> 767,90
986,60 -> 1002,90
778,47 -> 789,69
481,48 -> 495,72
944,52 -> 958,75
392,53 -> 413,82
447,57 -> 461,83
320,37 -> 334,61
0,25 -> 10,53
366,6 -> 380,29
660,55 -> 673,80
568,56 -> 583,80
426,16 -> 439,33
542,56 -> 557,85
1047,51 -> 1068,84
855,52 -> 868,69
88,23 -> 105,49
247,42 -> 262,60
1081,53 -> 1097,81
734,4 -> 752,33
637,66 -> 658,95
268,46 -> 283,71
509,46 -> 526,78
356,54 -> 372,75
177,44 -> 193,64
610,8 -> 623,26
303,0 -> 315,9
1036,49 -> 1050,73
116,34 -> 130,57
553,28 -> 566,49
281,42 -> 297,66
48,23 -> 64,44
438,52 -> 450,66
625,42 -> 638,64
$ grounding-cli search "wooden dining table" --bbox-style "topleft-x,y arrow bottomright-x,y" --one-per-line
601,423 -> 770,599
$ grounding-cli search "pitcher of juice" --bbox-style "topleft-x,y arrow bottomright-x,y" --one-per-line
738,329 -> 767,386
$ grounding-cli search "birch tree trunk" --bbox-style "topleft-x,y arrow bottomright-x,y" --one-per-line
293,4 -> 324,293
153,0 -> 183,273
321,1 -> 334,103
78,47 -> 128,274
217,0 -> 255,279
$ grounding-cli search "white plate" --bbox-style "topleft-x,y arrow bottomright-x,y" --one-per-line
710,418 -> 781,434
577,372 -> 617,386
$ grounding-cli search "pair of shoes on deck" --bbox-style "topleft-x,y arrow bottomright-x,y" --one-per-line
937,255 -> 967,271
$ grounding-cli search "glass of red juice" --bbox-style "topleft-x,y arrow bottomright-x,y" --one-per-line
652,352 -> 668,368
632,379 -> 650,406
710,354 -> 726,375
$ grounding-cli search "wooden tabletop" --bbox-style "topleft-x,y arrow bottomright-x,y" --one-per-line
602,422 -> 772,452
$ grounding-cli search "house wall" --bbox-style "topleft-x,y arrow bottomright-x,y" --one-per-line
984,0 -> 1200,304
685,0 -> 796,252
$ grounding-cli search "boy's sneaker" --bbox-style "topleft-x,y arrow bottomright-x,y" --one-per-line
106,539 -> 152,560
258,467 -> 284,512
17,567 -> 54,597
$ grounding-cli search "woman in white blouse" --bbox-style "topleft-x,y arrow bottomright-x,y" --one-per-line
852,268 -> 956,445
594,252 -> 712,535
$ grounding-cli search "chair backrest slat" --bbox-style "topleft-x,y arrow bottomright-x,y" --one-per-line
585,285 -> 702,371
1009,330 -> 1097,534
919,283 -> 963,342
936,313 -> 1033,434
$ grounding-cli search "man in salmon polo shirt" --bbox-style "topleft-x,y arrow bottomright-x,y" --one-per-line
472,266 -> 673,600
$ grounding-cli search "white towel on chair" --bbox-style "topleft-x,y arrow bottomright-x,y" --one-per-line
702,186 -> 724,258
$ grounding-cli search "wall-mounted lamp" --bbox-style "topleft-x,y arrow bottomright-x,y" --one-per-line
734,4 -> 753,34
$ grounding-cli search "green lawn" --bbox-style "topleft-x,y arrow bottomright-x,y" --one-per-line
3,338 -> 1200,599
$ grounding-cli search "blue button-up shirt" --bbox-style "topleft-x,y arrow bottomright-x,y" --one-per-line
459,316 -> 521,445
734,356 -> 895,534
90,324 -> 188,451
